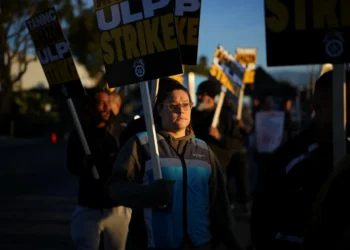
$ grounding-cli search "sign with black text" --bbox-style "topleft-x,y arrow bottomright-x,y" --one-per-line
209,45 -> 245,96
94,0 -> 183,87
264,0 -> 350,66
26,8 -> 85,99
236,47 -> 257,84
236,48 -> 257,66
174,0 -> 201,65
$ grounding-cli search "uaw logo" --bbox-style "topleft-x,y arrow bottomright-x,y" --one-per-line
324,32 -> 345,59
133,59 -> 145,78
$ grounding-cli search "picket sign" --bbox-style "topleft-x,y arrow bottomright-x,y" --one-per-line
65,93 -> 100,180
188,72 -> 196,106
150,79 -> 160,107
26,8 -> 100,180
235,48 -> 257,120
332,64 -> 347,168
209,45 -> 246,126
140,81 -> 162,179
93,0 -> 201,181
211,86 -> 227,128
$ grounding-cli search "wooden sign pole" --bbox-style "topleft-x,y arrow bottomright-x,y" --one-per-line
332,63 -> 347,168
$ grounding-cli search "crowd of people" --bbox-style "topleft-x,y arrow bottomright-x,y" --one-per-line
65,70 -> 349,250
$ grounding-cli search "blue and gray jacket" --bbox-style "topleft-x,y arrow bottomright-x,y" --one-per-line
137,131 -> 212,248
109,130 -> 243,250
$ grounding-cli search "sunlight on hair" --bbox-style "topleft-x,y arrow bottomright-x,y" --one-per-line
319,64 -> 333,77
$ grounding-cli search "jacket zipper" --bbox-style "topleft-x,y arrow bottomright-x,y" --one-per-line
169,142 -> 189,244
180,156 -> 189,243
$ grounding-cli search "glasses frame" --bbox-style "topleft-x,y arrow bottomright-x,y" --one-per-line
162,102 -> 194,112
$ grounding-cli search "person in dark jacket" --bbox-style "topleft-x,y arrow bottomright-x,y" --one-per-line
108,81 -> 243,250
227,103 -> 253,211
250,71 -> 348,250
67,88 -> 130,250
191,80 -> 237,169
191,80 -> 248,208
303,70 -> 350,250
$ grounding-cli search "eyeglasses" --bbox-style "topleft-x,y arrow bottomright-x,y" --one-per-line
163,102 -> 193,112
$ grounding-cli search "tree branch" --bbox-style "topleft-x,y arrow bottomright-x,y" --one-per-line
9,33 -> 30,61
5,22 -> 13,38
7,22 -> 28,40
10,57 -> 36,84
5,48 -> 11,69
6,2 -> 36,40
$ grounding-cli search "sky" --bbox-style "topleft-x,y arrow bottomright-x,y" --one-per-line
84,0 -> 312,74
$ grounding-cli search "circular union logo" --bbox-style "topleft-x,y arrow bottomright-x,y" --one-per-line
325,39 -> 344,58
135,65 -> 145,78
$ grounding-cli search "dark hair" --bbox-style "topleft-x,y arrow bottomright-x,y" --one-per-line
84,88 -> 110,125
197,79 -> 221,99
153,78 -> 193,127
314,71 -> 333,99
85,88 -> 109,107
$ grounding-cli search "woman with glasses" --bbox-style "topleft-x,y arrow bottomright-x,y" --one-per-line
107,78 -> 242,250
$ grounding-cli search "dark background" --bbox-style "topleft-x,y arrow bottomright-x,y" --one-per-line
264,0 -> 350,66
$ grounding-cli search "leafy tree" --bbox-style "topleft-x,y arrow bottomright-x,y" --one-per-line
0,0 -> 85,134
67,7 -> 104,78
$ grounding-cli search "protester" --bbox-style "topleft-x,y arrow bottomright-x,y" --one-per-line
303,70 -> 350,250
67,88 -> 131,250
252,98 -> 260,120
283,99 -> 294,141
250,71 -> 349,250
108,81 -> 243,250
191,80 -> 249,209
250,98 -> 260,149
190,81 -> 234,168
108,90 -> 124,148
228,103 -> 254,212
241,103 -> 254,148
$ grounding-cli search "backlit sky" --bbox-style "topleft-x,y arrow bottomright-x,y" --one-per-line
83,0 -> 313,74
